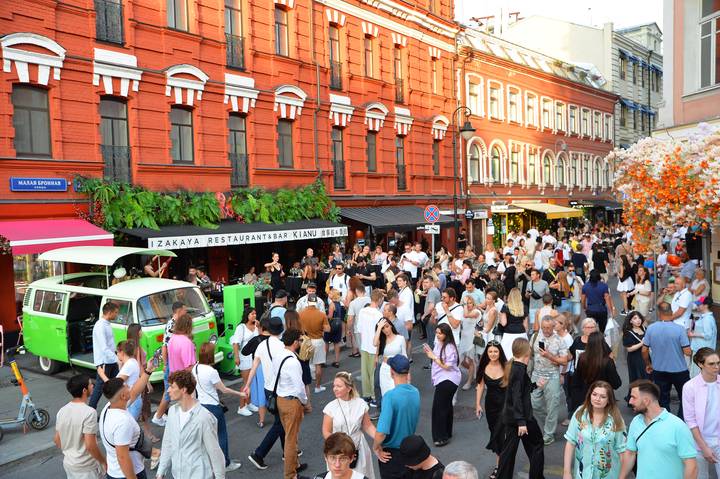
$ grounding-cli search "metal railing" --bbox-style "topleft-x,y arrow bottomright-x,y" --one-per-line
229,152 -> 249,187
226,34 -> 245,69
95,0 -> 124,44
397,163 -> 407,190
395,78 -> 404,103
330,61 -> 342,90
333,160 -> 346,189
101,145 -> 131,183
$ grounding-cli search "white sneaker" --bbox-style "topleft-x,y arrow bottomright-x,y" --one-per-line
247,403 -> 259,412
151,414 -> 167,427
237,406 -> 253,416
226,461 -> 242,472
314,386 -> 327,393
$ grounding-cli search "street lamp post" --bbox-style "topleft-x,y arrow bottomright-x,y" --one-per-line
451,106 -> 476,250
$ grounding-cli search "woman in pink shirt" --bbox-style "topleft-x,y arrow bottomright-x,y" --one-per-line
167,314 -> 196,372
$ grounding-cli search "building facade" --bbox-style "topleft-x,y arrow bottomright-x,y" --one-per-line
501,16 -> 664,149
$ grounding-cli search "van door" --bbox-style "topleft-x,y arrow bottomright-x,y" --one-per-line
103,298 -> 136,344
23,288 -> 69,363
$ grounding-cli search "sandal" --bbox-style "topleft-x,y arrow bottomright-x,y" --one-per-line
257,421 -> 264,428
349,352 -> 360,358
489,467 -> 498,479
332,362 -> 340,368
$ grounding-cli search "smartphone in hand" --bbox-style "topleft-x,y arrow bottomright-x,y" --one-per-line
538,341 -> 546,351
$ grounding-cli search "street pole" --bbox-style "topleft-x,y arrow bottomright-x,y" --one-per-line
647,49 -> 653,137
452,130 -> 459,251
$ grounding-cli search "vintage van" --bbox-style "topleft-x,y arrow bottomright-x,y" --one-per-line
22,246 -> 221,381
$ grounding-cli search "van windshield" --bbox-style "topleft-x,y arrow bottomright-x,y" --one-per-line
136,287 -> 210,326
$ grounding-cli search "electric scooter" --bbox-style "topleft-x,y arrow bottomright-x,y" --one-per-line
0,359 -> 50,442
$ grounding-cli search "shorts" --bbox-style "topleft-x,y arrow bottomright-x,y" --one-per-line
63,463 -> 104,479
310,338 -> 327,365
324,319 -> 343,344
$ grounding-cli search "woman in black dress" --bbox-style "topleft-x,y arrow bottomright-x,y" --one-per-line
475,340 -> 507,479
622,311 -> 647,402
569,331 -> 622,411
264,252 -> 284,297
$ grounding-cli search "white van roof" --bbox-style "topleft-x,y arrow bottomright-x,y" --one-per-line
30,274 -> 199,300
39,246 -> 176,266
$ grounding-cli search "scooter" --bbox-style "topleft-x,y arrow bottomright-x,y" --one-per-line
0,359 -> 50,442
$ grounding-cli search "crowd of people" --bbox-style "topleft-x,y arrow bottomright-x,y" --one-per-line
50,220 -> 720,479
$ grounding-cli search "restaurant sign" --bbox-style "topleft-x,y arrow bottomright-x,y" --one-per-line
147,225 -> 349,249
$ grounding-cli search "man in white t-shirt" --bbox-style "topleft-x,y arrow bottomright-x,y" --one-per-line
670,275 -> 693,329
357,289 -> 384,405
435,288 -> 463,345
400,243 -> 419,283
295,283 -> 326,313
55,374 -> 106,478
347,283 -> 371,357
413,242 -> 429,276
330,264 -> 350,300
541,229 -> 557,246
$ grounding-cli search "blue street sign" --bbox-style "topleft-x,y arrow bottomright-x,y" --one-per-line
10,177 -> 68,192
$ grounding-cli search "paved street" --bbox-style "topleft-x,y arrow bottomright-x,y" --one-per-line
0,281 -> 663,478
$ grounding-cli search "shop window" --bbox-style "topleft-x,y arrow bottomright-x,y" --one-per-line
12,85 -> 51,157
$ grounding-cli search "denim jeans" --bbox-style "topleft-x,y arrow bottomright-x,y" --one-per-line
255,389 -> 285,458
89,362 -> 119,409
203,403 -> 229,466
653,369 -> 690,419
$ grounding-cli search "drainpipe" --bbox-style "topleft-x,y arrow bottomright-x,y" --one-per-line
310,2 -> 322,178
647,49 -> 652,137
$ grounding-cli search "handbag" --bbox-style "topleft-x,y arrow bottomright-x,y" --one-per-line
101,406 -> 153,459
473,333 -> 486,348
266,355 -> 292,415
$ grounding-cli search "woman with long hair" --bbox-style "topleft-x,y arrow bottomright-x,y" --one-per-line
436,245 -> 450,272
374,318 -> 407,396
629,267 -> 652,317
167,313 -> 195,373
569,332 -> 621,412
563,381 -> 627,479
326,289 -> 345,366
126,324 -> 158,442
423,323 -> 461,447
622,311 -> 647,402
482,291 -> 499,341
551,271 -> 573,315
497,338 -> 545,479
264,252 -> 284,297
322,373 -> 377,479
476,340 -> 508,479
499,288 -> 528,360
616,255 -> 635,314
231,307 -> 259,416
461,295 -> 481,390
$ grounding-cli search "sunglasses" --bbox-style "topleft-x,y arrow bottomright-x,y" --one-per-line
486,340 -> 501,347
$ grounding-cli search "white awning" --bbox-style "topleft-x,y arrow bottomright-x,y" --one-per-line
39,246 -> 176,266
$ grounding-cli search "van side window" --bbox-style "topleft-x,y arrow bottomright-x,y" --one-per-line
33,290 -> 65,315
107,300 -> 134,325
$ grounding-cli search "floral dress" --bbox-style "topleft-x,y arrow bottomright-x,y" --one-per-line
564,410 -> 626,479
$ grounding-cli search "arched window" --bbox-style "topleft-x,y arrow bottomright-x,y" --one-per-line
490,146 -> 501,182
527,150 -> 536,185
542,154 -> 552,186
582,157 -> 590,187
570,157 -> 578,187
556,159 -> 565,187
509,147 -> 519,184
468,144 -> 480,183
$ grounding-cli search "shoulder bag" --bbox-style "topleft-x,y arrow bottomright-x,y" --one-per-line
266,355 -> 292,415
101,406 -> 153,459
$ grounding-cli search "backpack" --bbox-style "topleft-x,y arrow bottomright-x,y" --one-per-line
298,335 -> 315,361
260,304 -> 282,323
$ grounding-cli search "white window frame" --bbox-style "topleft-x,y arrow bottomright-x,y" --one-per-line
526,145 -> 538,187
540,96 -> 554,131
466,74 -> 484,118
525,91 -> 539,128
580,108 -> 591,138
506,85 -> 522,124
487,80 -> 504,121
508,140 -> 522,185
592,110 -> 602,140
603,113 -> 613,142
554,101 -> 567,133
700,7 -> 720,88
568,104 -> 579,135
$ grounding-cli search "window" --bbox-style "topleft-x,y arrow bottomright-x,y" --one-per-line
508,88 -> 521,123
542,155 -> 552,186
100,98 -> 130,182
33,290 -> 65,315
394,47 -> 404,103
331,127 -> 345,189
619,55 -> 627,80
620,105 -> 627,127
604,115 -> 612,141
432,140 -> 440,175
569,105 -> 578,134
396,136 -> 406,190
555,102 -> 566,132
640,112 -> 646,131
632,62 -> 637,84
428,0 -> 437,14
329,26 -> 342,89
633,110 -> 638,130
700,4 -> 720,88
593,161 -> 601,188
228,115 -> 248,187
364,37 -> 374,77
107,299 -> 134,325
95,0 -> 124,44
170,107 -> 193,162
468,144 -> 480,183
641,65 -> 645,87
274,7 -> 289,56
581,109 -> 590,137
593,111 -> 601,139
12,85 -> 51,157
571,156 -> 578,187
277,119 -> 293,167
488,83 -> 502,120
431,59 -> 439,94
366,131 -> 377,171
604,164 -> 611,188
541,98 -> 553,130
527,149 -> 537,185
526,93 -> 538,127
509,146 -> 519,183
225,0 -> 244,69
167,0 -> 189,31
582,157 -> 590,187
490,146 -> 501,182
468,79 -> 482,117
556,159 -> 565,186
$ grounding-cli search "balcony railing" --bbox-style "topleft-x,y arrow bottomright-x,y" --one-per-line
229,152 -> 249,187
395,78 -> 404,103
95,0 -> 124,44
101,145 -> 131,183
333,160 -> 346,189
330,61 -> 342,90
397,163 -> 407,190
226,34 -> 245,70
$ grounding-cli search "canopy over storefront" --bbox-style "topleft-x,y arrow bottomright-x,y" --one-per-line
571,199 -> 623,210
511,202 -> 584,219
121,219 -> 347,249
0,219 -> 114,254
340,206 -> 454,233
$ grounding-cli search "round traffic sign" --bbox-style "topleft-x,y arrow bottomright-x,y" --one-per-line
424,204 -> 440,224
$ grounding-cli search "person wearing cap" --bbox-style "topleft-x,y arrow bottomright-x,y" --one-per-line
299,294 -> 331,393
373,354 -> 420,479
688,296 -> 717,377
297,283 -> 326,313
397,435 -> 444,479
269,290 -> 289,329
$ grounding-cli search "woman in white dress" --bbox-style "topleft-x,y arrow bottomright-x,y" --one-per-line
461,296 -> 481,390
374,319 -> 407,396
484,245 -> 497,266
230,308 -> 259,416
629,267 -> 652,317
318,432 -> 369,479
322,373 -> 376,479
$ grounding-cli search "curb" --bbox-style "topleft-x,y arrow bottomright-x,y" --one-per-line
0,443 -> 56,471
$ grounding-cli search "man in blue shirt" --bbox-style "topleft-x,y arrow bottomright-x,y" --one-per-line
620,380 -> 697,479
642,301 -> 692,418
374,355 -> 420,479
89,302 -> 119,409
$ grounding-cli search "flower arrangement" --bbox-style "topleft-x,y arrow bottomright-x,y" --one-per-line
609,123 -> 720,252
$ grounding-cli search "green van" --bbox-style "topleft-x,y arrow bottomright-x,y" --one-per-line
22,246 -> 221,381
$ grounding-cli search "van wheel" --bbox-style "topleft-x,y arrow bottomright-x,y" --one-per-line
38,357 -> 62,375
